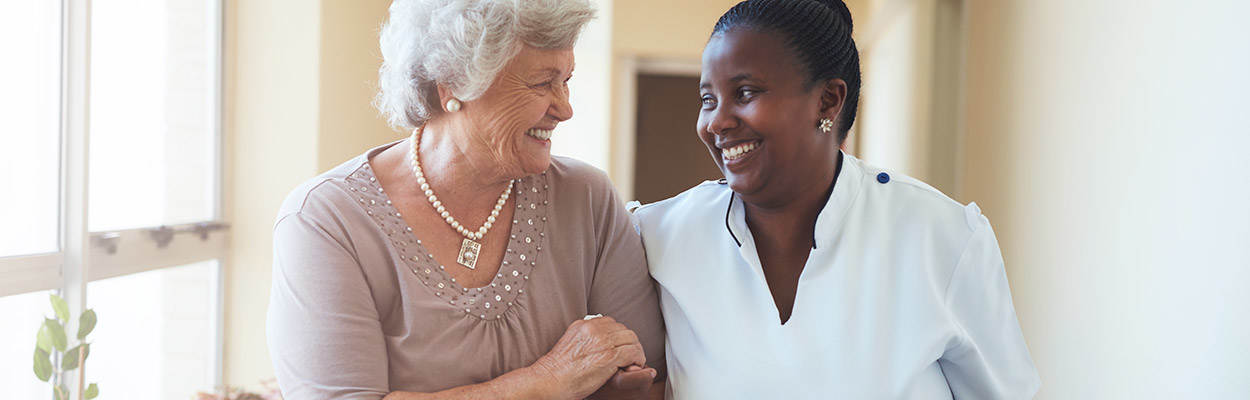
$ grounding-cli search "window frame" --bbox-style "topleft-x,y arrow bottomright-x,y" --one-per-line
0,0 -> 228,392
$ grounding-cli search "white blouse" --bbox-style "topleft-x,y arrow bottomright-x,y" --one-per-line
633,152 -> 1040,399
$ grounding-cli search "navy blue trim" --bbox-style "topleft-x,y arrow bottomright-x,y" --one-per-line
725,192 -> 742,247
722,152 -> 843,249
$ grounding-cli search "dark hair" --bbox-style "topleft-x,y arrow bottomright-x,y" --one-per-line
712,0 -> 862,141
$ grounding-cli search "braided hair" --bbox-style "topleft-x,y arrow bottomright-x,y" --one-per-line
713,0 -> 862,142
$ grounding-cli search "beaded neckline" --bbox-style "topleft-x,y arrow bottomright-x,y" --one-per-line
345,161 -> 551,321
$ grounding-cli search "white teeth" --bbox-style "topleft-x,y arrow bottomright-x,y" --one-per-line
526,128 -> 553,141
721,141 -> 759,160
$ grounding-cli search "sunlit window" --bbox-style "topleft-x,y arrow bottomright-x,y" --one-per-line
0,0 -> 61,258
86,261 -> 219,399
89,0 -> 219,231
0,1 -> 224,399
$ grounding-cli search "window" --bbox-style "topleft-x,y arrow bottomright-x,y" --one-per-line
0,1 -> 225,399
89,0 -> 220,232
86,261 -> 220,399
0,0 -> 61,260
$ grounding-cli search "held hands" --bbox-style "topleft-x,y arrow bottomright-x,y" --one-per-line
532,316 -> 655,400
582,314 -> 658,400
589,364 -> 657,400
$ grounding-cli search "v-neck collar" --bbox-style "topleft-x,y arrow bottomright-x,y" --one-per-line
722,151 -> 864,325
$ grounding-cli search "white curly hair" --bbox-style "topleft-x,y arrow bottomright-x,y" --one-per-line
376,0 -> 596,130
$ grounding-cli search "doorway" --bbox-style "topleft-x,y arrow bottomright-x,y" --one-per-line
632,73 -> 724,204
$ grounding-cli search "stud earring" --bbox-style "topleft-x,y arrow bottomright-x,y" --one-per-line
445,98 -> 462,112
818,118 -> 835,133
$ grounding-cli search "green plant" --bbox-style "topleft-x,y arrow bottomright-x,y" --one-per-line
33,293 -> 99,400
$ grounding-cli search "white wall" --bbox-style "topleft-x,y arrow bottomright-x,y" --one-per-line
961,0 -> 1250,398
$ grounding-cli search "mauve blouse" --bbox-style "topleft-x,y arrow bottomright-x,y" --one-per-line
266,141 -> 665,399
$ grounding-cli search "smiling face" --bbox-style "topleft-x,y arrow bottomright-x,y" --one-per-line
698,28 -> 842,206
456,45 -> 574,177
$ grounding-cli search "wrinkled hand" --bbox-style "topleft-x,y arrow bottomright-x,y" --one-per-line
532,316 -> 648,400
589,364 -> 657,400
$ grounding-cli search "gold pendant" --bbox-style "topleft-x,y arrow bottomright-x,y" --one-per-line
456,238 -> 482,269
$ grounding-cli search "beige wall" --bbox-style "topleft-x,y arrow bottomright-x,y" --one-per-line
857,0 -> 935,180
855,0 -> 962,195
223,0 -> 392,389
223,0 -> 319,388
961,0 -> 1250,398
611,0 -> 741,61
318,1 -> 399,171
612,0 -> 873,59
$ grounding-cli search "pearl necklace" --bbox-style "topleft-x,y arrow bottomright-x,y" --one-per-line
409,126 -> 513,269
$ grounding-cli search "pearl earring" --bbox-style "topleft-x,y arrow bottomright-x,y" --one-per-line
445,98 -> 462,112
818,118 -> 835,133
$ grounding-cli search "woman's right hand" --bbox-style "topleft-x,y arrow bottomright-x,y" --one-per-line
530,316 -> 648,399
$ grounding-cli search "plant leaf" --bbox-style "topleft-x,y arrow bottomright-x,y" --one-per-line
45,318 -> 67,352
77,309 -> 97,340
36,323 -> 53,353
85,383 -> 99,399
50,294 -> 69,323
62,343 -> 89,370
33,347 -> 53,382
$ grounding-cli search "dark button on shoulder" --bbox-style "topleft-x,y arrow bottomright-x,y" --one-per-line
876,172 -> 890,184
717,178 -> 728,184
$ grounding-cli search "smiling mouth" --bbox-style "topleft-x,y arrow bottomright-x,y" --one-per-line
525,128 -> 553,141
721,140 -> 761,160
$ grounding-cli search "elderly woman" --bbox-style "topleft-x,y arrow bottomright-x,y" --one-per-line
634,0 -> 1039,398
266,1 -> 664,399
